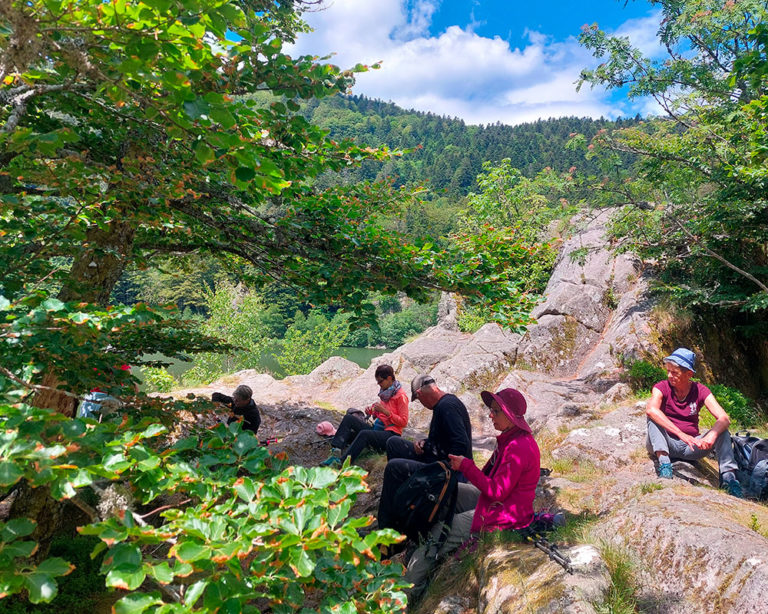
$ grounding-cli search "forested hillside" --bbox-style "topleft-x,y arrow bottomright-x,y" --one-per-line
304,95 -> 640,195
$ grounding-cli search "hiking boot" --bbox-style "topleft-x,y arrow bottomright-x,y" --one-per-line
320,448 -> 342,467
657,462 -> 674,479
722,475 -> 743,499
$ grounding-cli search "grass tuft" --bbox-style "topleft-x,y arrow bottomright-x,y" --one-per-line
594,541 -> 639,614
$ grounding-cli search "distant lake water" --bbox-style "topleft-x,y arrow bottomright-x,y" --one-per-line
138,347 -> 389,388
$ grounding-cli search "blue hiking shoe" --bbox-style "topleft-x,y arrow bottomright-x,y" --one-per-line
722,476 -> 743,499
657,462 -> 674,479
320,448 -> 342,467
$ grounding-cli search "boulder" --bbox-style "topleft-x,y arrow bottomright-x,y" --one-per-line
593,488 -> 768,614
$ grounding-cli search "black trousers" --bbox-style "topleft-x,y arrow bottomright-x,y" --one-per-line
377,457 -> 427,531
331,414 -> 396,463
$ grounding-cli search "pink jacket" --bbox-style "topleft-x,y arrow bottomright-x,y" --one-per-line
459,427 -> 540,533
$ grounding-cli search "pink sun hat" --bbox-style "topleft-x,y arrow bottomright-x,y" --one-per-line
480,388 -> 532,434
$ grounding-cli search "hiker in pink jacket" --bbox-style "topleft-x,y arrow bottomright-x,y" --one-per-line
403,387 -> 540,597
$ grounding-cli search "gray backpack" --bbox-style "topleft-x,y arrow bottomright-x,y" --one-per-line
732,432 -> 768,500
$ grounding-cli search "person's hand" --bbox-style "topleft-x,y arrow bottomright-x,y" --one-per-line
448,454 -> 464,471
680,433 -> 701,449
414,439 -> 426,455
374,403 -> 391,417
696,431 -> 717,450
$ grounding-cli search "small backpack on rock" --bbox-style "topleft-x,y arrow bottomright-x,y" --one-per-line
732,432 -> 768,500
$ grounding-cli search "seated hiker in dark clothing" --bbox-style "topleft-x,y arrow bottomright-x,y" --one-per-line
320,364 -> 409,467
378,374 -> 472,531
211,384 -> 261,435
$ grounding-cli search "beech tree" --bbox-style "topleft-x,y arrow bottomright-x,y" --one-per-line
0,0 -> 539,610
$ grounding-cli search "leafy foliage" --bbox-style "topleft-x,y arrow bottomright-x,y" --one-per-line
578,0 -> 768,314
624,360 -> 667,395
140,367 -> 177,394
0,402 -> 408,611
708,383 -> 760,428
182,284 -> 274,385
275,311 -> 350,375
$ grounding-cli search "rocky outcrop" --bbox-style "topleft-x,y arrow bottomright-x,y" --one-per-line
515,210 -> 655,380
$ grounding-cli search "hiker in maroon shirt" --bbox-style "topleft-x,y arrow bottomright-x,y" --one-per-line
646,348 -> 741,497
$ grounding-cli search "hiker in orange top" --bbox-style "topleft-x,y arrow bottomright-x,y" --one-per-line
320,364 -> 409,467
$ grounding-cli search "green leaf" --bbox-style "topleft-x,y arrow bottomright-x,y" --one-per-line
235,167 -> 255,182
288,548 -> 315,577
2,541 -> 37,558
113,592 -> 164,614
1,518 -> 36,541
41,298 -> 65,311
145,561 -> 174,584
183,579 -> 208,606
36,557 -> 74,576
0,462 -> 23,487
140,423 -> 167,439
195,142 -> 215,164
25,572 -> 58,603
106,567 -> 147,591
171,540 -> 210,563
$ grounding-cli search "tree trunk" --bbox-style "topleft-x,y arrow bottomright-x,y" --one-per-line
58,218 -> 136,305
30,217 -> 136,413
16,218 -> 136,554
8,482 -> 62,562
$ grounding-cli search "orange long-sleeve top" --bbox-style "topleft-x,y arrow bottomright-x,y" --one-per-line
371,387 -> 409,435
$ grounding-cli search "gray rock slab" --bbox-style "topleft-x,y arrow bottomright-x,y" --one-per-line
593,488 -> 768,614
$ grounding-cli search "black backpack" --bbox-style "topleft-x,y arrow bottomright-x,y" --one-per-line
391,461 -> 459,543
732,432 -> 768,500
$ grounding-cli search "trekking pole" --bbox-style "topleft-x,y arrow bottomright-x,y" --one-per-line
527,533 -> 574,574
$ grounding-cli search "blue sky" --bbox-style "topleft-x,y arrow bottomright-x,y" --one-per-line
288,0 -> 664,125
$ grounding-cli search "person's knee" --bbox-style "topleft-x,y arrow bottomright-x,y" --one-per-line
386,436 -> 404,458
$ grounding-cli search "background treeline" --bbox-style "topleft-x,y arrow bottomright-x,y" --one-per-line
305,95 -> 641,195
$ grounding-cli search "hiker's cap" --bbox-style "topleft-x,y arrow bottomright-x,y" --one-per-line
663,348 -> 696,373
411,374 -> 436,401
315,421 -> 337,437
480,388 -> 531,434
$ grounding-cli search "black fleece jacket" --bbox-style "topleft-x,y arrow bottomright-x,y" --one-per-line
423,393 -> 472,461
211,392 -> 261,435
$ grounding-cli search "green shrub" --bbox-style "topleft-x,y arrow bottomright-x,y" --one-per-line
3,536 -> 106,614
625,359 -> 666,394
0,403 -> 408,612
140,366 -> 177,393
456,304 -> 491,333
378,302 -> 437,347
709,384 -> 760,427
276,311 -> 350,375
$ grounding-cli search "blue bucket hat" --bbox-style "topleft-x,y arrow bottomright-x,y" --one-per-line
663,348 -> 696,373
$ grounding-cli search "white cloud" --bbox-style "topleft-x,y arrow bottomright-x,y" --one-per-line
288,0 -> 662,125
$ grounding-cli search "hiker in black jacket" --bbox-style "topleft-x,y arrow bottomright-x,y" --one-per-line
211,384 -> 261,435
378,374 -> 472,531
